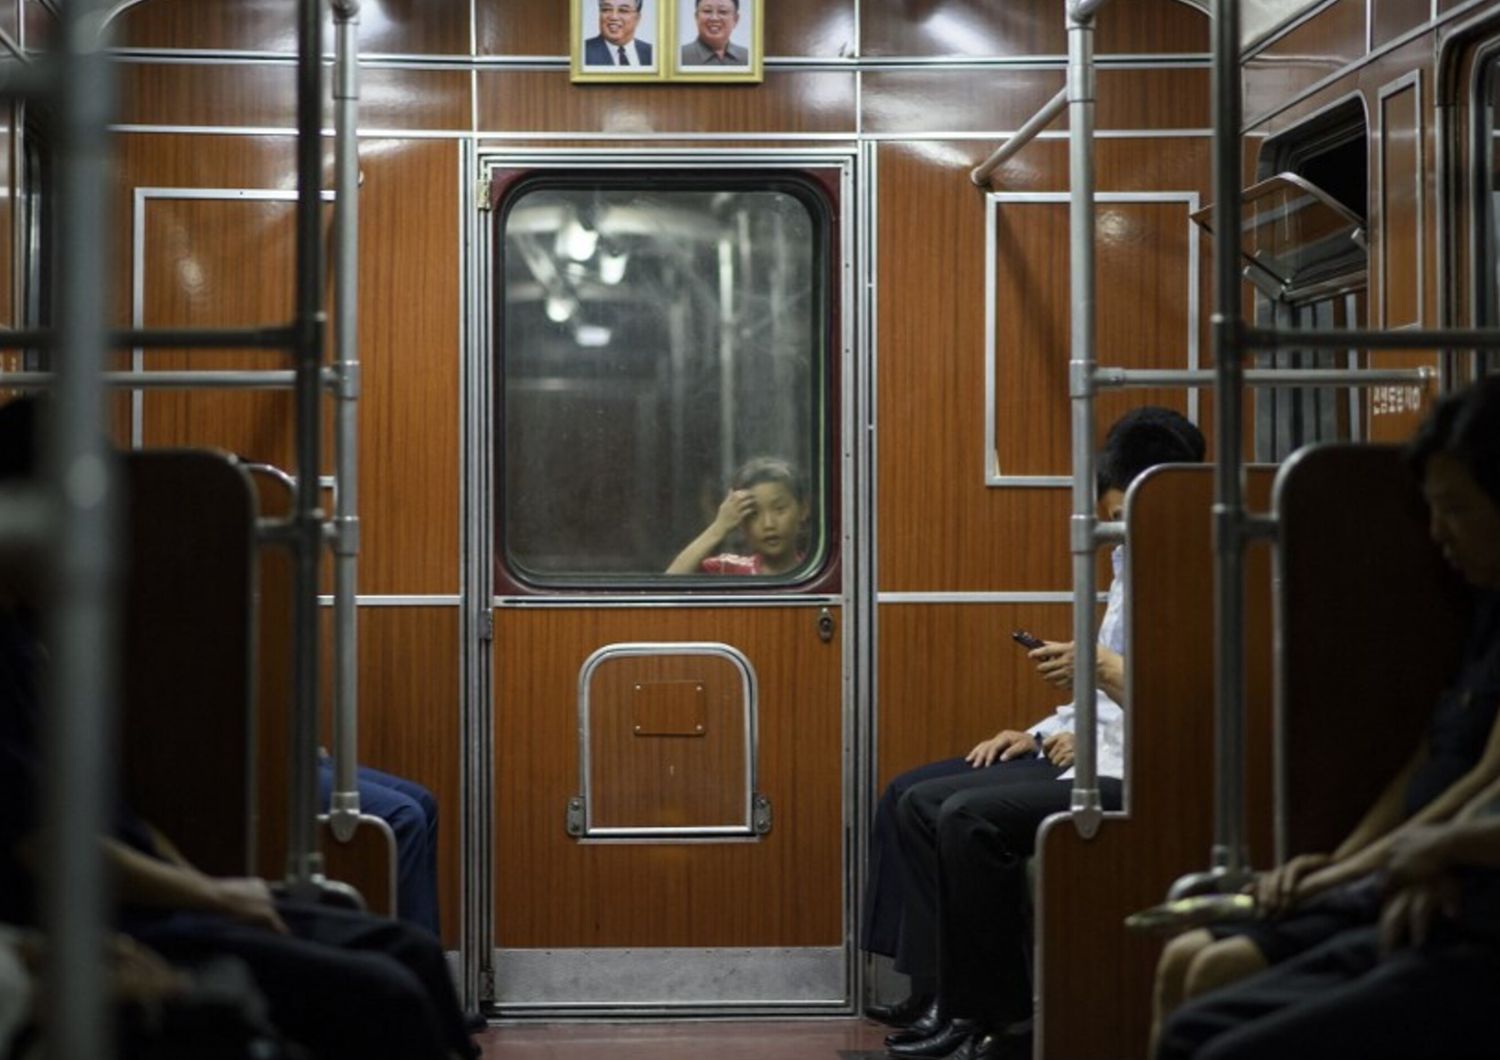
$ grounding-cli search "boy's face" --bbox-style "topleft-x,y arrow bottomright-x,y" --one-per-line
1424,452 -> 1500,589
741,481 -> 806,565
1098,488 -> 1125,523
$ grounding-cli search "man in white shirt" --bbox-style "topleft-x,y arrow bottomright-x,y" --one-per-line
882,407 -> 1205,1060
583,0 -> 654,68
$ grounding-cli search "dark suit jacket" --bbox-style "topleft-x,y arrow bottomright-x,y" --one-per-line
584,35 -> 653,66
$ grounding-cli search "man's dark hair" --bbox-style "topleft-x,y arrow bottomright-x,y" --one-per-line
1096,405 -> 1206,496
1407,375 -> 1500,507
697,0 -> 738,10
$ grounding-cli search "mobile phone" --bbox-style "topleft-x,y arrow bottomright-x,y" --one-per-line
1011,629 -> 1045,651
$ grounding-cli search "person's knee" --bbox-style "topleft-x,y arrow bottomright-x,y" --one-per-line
1183,937 -> 1266,1000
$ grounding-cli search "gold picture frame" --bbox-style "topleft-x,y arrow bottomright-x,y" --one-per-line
669,0 -> 764,82
571,0 -> 667,83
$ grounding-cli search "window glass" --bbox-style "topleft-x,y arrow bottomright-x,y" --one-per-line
498,176 -> 828,586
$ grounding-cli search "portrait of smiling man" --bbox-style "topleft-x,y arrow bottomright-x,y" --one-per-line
679,0 -> 748,65
583,0 -> 655,68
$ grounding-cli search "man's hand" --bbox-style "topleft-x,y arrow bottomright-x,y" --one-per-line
1251,852 -> 1332,917
1030,642 -> 1076,690
965,730 -> 1038,768
210,877 -> 288,934
1380,879 -> 1458,954
1042,731 -> 1075,768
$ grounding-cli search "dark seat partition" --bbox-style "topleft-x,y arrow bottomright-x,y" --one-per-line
1274,444 -> 1467,858
1034,465 -> 1276,1059
121,449 -> 258,877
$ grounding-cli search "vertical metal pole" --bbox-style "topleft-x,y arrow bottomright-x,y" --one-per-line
1210,0 -> 1251,880
1066,0 -> 1101,834
287,0 -> 326,889
43,1 -> 117,1057
329,0 -> 362,843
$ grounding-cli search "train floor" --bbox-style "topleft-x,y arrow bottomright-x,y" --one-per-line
473,1017 -> 892,1058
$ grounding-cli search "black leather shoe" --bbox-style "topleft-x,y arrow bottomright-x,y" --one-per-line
867,991 -> 937,1028
960,1025 -> 1032,1060
884,997 -> 943,1046
886,1018 -> 980,1058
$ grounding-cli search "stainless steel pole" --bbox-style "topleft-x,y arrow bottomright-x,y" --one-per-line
970,88 -> 1068,187
286,0 -> 326,890
1066,0 -> 1102,836
1210,0 -> 1251,883
329,0 -> 363,844
42,1 -> 116,1056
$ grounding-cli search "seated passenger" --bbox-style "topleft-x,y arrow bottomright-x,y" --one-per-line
666,456 -> 809,575
875,407 -> 1206,1059
317,751 -> 441,936
0,398 -> 476,1060
1153,376 -> 1500,1057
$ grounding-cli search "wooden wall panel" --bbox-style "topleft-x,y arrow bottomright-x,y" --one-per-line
477,0 -> 855,59
118,64 -> 471,132
992,200 -> 1194,477
877,602 -> 1086,788
1244,0 -> 1368,126
1372,0 -> 1429,49
114,0 -> 471,56
495,607 -> 842,947
861,68 -> 1210,135
859,0 -> 1206,58
118,134 -> 460,594
877,139 -> 1212,592
476,69 -> 857,134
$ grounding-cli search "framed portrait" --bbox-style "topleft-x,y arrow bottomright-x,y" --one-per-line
571,0 -> 666,83
669,0 -> 763,82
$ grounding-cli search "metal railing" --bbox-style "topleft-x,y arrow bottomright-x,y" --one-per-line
977,0 -> 1500,895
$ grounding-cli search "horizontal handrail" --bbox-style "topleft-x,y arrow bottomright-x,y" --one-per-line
1093,366 -> 1436,388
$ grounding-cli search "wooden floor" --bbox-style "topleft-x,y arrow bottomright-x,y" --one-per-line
474,1018 -> 892,1059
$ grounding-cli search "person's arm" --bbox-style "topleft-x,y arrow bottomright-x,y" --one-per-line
666,490 -> 754,574
1301,713 -> 1500,898
105,839 -> 287,933
1096,645 -> 1125,704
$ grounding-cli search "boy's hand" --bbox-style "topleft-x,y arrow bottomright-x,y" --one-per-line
1042,731 -> 1075,768
712,489 -> 756,536
211,877 -> 288,934
1386,824 -> 1457,886
1030,641 -> 1076,689
965,730 -> 1038,768
1380,879 -> 1458,954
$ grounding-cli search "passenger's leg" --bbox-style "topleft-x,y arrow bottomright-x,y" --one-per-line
136,915 -> 452,1060
351,771 -> 441,936
1163,925 -> 1500,1060
276,901 -> 474,1059
892,759 -> 1065,986
1182,934 -> 1268,1001
936,775 -> 1123,1034
864,757 -> 972,960
1150,929 -> 1215,1053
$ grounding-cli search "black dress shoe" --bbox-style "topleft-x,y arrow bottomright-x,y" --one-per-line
867,991 -> 937,1028
966,1026 -> 1033,1060
884,997 -> 943,1046
886,1017 -> 980,1058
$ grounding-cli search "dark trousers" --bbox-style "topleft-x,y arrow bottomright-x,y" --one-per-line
1158,924 -> 1500,1059
318,760 -> 441,936
862,756 -> 975,962
135,900 -> 471,1060
895,759 -> 1122,1027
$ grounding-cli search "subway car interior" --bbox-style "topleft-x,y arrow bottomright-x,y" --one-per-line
4,0 -> 1500,1057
